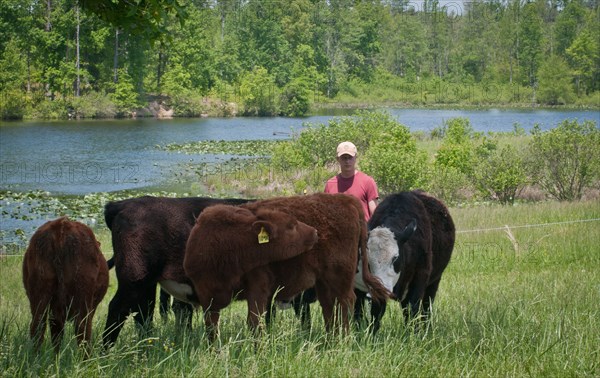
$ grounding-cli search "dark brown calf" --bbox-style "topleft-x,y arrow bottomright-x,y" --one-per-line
22,217 -> 108,353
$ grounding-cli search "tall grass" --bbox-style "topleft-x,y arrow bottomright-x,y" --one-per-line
1,200 -> 598,377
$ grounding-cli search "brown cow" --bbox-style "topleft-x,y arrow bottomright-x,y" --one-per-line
184,204 -> 318,340
22,217 -> 108,354
184,193 -> 391,340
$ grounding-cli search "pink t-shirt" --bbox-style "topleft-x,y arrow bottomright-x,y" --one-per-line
324,171 -> 379,221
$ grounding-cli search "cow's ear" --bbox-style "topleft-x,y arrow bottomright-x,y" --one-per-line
395,219 -> 417,244
252,221 -> 278,243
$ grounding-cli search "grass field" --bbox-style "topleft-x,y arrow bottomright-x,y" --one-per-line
1,199 -> 599,377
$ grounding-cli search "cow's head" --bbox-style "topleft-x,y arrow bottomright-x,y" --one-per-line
355,219 -> 417,293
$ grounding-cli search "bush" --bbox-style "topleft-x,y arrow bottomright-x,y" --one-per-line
474,144 -> 528,204
239,67 -> 279,116
71,92 -> 117,118
434,118 -> 479,176
361,124 -> 429,194
0,89 -> 27,120
528,120 -> 600,201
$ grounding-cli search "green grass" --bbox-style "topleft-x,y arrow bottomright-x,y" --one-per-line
1,199 -> 599,377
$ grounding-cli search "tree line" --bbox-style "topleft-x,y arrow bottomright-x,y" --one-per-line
1,0 -> 598,120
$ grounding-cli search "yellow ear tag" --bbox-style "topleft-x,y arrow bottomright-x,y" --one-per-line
258,227 -> 270,244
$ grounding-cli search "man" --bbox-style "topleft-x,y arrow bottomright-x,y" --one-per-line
324,141 -> 379,221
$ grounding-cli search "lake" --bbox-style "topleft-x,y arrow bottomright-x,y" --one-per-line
1,108 -> 598,246
1,108 -> 598,195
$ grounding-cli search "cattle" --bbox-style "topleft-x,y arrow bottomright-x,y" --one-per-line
22,217 -> 108,354
102,196 -> 249,348
184,193 -> 392,341
184,204 -> 319,340
354,190 -> 455,334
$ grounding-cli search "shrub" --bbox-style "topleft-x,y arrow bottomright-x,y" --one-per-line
71,92 -> 117,118
239,67 -> 279,116
434,118 -> 479,176
528,120 -> 600,201
0,89 -> 27,120
474,144 -> 528,204
361,124 -> 429,194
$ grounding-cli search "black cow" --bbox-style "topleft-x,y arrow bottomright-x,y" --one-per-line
354,190 -> 455,334
102,196 -> 249,348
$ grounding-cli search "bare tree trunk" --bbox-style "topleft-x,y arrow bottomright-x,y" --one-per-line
75,4 -> 80,97
113,28 -> 119,83
46,0 -> 52,32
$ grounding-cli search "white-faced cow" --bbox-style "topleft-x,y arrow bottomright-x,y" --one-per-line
102,196 -> 249,348
184,193 -> 392,341
23,217 -> 108,354
355,190 -> 455,334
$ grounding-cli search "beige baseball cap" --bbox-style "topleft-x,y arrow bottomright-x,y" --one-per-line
336,141 -> 357,157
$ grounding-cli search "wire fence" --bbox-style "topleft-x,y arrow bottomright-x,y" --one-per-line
1,217 -> 599,258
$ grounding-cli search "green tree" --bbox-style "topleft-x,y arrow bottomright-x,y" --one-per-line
566,26 -> 600,95
78,0 -> 188,43
111,68 -> 139,116
518,2 -> 543,88
239,66 -> 278,116
528,120 -> 600,201
537,55 -> 574,104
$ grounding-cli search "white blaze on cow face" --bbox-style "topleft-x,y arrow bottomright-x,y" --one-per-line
355,226 -> 400,294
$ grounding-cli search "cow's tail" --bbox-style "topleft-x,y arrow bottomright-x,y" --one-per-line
359,219 -> 393,303
103,201 -> 122,270
104,200 -> 123,230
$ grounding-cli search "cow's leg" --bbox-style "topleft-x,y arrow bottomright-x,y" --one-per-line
353,289 -> 367,327
370,299 -> 387,335
204,310 -> 220,342
29,300 -> 50,351
246,298 -> 268,334
74,309 -> 95,357
132,283 -> 157,339
317,284 -> 355,333
294,293 -> 312,330
403,272 -> 429,321
103,282 -> 156,348
159,289 -> 171,320
172,299 -> 194,329
422,278 -> 442,321
49,307 -> 66,354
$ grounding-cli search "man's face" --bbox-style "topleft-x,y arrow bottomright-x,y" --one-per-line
337,154 -> 356,170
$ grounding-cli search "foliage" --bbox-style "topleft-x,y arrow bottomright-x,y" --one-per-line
111,69 -> 139,116
71,91 -> 117,118
528,120 -> 600,201
239,67 -> 279,116
434,118 -> 479,177
0,89 -> 28,120
537,55 -> 575,105
2,0 -> 600,118
474,144 -> 528,205
78,0 -> 188,43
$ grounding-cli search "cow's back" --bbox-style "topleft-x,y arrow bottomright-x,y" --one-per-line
241,193 -> 364,298
105,196 -> 249,282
